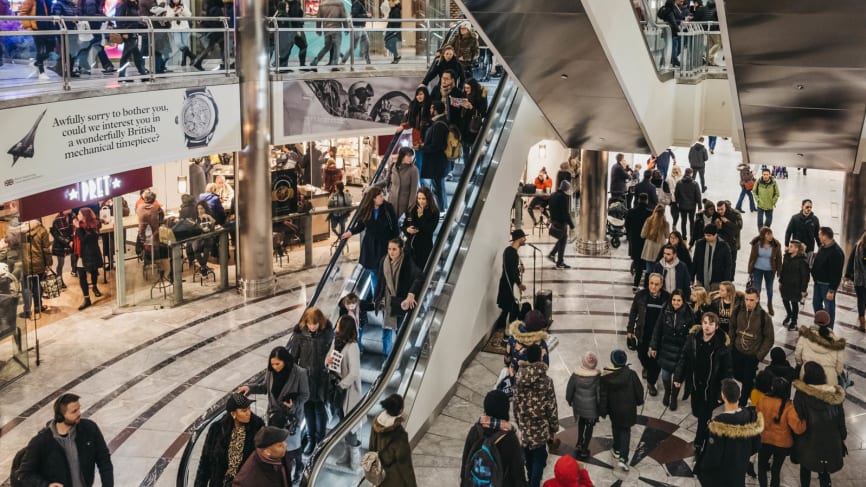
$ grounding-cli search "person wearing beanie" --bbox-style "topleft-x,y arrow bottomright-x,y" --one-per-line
196,392 -> 265,487
766,347 -> 798,383
542,455 -> 594,487
513,344 -> 559,487
546,177 -> 575,269
506,310 -> 550,375
792,362 -> 847,487
232,426 -> 291,486
599,349 -> 644,471
565,351 -> 601,458
369,394 -> 417,487
794,310 -> 846,387
461,390 -> 528,487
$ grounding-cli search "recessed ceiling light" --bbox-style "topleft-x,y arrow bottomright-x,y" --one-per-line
560,74 -> 568,80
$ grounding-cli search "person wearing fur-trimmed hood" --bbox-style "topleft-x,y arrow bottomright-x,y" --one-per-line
792,362 -> 847,487
695,379 -> 764,487
565,351 -> 600,459
505,310 -> 550,375
794,309 -> 846,387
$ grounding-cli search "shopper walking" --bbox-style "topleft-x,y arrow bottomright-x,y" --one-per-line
50,210 -> 74,289
547,180 -> 575,269
708,281 -> 742,335
369,393 -> 417,487
793,362 -> 847,487
747,227 -> 782,316
648,244 -> 691,301
730,288 -> 775,407
779,240 -> 810,330
116,0 -> 148,79
78,0 -> 117,74
673,168 -> 702,241
72,208 -> 102,311
691,225 -> 733,291
20,219 -> 52,319
326,315 -> 362,467
195,393 -> 265,487
784,199 -> 821,255
565,352 -> 600,459
513,344 -> 559,487
599,349 -> 644,471
845,229 -> 866,331
625,193 -> 653,289
461,390 -> 527,487
495,229 -> 526,330
735,163 -> 756,213
341,0 -> 371,64
811,227 -> 845,328
649,290 -> 695,411
754,377 -> 806,487
542,455 -> 594,487
688,137 -> 709,192
627,273 -> 669,397
665,165 -> 682,227
714,200 -> 743,274
674,312 -> 733,458
695,379 -> 763,487
310,0 -> 347,66
753,168 -> 780,231
383,0 -> 403,63
794,310 -> 846,387
640,204 -> 670,277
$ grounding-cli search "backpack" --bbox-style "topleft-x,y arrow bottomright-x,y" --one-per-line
10,447 -> 28,487
462,424 -> 507,487
443,122 -> 463,160
361,451 -> 387,485
656,3 -> 671,21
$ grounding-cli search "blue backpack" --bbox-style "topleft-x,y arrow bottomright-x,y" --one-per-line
462,424 -> 506,487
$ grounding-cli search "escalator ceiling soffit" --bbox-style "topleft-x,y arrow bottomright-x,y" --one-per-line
457,0 -> 651,154
722,0 -> 866,171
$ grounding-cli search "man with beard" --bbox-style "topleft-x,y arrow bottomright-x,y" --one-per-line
627,273 -> 669,396
16,393 -> 114,486
195,393 -> 265,487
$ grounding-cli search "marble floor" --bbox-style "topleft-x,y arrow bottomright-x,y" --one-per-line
413,138 -> 866,486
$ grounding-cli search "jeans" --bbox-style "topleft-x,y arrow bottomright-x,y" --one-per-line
732,348 -> 759,407
385,36 -> 400,60
736,187 -> 756,212
670,203 -> 679,228
782,298 -> 800,325
430,177 -> 447,211
751,268 -> 775,305
330,216 -> 347,238
194,238 -> 213,269
757,208 -> 774,230
671,36 -> 681,65
33,35 -> 55,73
758,443 -> 788,487
661,368 -> 674,383
812,281 -> 836,327
341,30 -> 370,63
800,466 -> 831,487
637,338 -> 660,384
611,423 -> 632,461
856,285 -> 866,317
708,136 -> 717,152
303,400 -> 328,447
523,445 -> 548,487
382,327 -> 395,356
312,33 -> 342,65
679,208 -> 695,241
55,254 -> 67,284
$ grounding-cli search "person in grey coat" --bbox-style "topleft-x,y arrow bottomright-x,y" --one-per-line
377,147 -> 420,218
565,351 -> 600,459
237,346 -> 309,483
326,315 -> 363,467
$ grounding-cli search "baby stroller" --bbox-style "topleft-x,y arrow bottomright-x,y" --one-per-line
607,198 -> 628,248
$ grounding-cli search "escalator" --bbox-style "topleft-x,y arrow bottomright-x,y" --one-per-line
174,74 -> 522,486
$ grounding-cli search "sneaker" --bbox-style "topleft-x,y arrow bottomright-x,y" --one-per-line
556,262 -> 571,269
782,316 -> 791,327
38,72 -> 50,81
618,457 -> 629,471
788,322 -> 797,331
547,254 -> 557,265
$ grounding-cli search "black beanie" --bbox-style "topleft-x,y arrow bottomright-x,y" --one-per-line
526,344 -> 542,363
484,390 -> 510,421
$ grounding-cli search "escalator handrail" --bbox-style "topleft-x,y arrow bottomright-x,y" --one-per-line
302,74 -> 514,486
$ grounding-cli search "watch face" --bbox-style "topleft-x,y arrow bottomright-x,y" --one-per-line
181,94 -> 216,140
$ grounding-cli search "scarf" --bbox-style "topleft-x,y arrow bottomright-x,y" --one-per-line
661,257 -> 679,293
478,416 -> 513,432
384,252 -> 404,299
440,83 -> 454,99
270,368 -> 290,401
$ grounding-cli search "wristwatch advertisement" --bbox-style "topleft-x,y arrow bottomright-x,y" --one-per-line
176,87 -> 219,149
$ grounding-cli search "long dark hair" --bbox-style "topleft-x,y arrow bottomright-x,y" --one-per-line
769,377 -> 791,424
335,315 -> 358,349
396,147 -> 415,167
357,187 -> 385,223
267,346 -> 293,374
411,187 -> 439,215
465,78 -> 484,107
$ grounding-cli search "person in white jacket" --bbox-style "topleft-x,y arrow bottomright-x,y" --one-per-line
666,165 -> 683,231
167,0 -> 194,66
326,315 -> 363,467
795,310 -> 846,386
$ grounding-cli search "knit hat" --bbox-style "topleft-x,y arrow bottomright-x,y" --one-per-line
814,310 -> 831,327
610,349 -> 628,368
526,344 -> 542,363
483,390 -> 510,421
770,347 -> 787,365
581,351 -> 598,370
524,310 -> 547,332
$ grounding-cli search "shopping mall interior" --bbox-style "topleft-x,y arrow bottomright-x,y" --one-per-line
2,1 -> 866,486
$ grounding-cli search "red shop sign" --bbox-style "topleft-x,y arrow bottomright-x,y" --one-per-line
18,167 -> 152,220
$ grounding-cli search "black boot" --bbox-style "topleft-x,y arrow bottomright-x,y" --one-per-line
670,385 -> 680,411
78,297 -> 92,311
92,286 -> 102,297
647,382 -> 658,397
662,380 -> 671,407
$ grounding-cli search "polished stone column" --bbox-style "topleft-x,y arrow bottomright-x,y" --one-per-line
236,0 -> 275,298
577,150 -> 610,255
842,169 -> 866,265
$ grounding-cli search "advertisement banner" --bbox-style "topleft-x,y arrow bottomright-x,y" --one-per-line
274,75 -> 424,143
1,83 -> 241,202
271,169 -> 298,217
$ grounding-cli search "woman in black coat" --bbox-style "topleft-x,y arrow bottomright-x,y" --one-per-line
194,397 -> 265,487
458,78 -> 488,154
374,239 -> 423,355
287,307 -> 335,454
384,0 -> 402,63
73,208 -> 102,311
401,187 -> 440,270
649,290 -> 695,411
793,362 -> 847,487
50,210 -> 74,287
779,240 -> 810,330
342,187 -> 399,281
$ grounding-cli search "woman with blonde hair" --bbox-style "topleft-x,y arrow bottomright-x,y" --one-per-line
287,306 -> 335,454
640,204 -> 670,274
666,165 -> 683,228
690,286 -> 711,323
709,281 -> 743,336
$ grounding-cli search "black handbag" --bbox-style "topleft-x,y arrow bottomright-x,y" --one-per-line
468,112 -> 483,134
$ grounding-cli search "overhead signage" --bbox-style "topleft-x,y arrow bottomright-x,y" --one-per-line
1,83 -> 241,203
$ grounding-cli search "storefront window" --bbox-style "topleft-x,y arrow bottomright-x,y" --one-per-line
0,201 -> 30,389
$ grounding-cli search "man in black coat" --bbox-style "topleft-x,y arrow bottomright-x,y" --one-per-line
648,244 -> 692,301
116,0 -> 147,79
599,349 -> 644,471
17,393 -> 113,487
784,199 -> 821,254
625,193 -> 653,289
495,229 -> 526,330
195,393 -> 265,487
420,101 -> 450,210
609,153 -> 633,202
674,168 -> 703,241
695,379 -> 763,487
546,180 -> 575,269
688,136 -> 709,192
691,225 -> 733,291
634,169 -> 659,208
811,226 -> 845,328
627,274 -> 669,396
461,390 -> 527,487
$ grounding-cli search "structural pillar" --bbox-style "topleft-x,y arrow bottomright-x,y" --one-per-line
236,0 -> 275,298
576,150 -> 610,255
842,169 -> 866,269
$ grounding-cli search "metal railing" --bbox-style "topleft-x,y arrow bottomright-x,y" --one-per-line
166,227 -> 231,306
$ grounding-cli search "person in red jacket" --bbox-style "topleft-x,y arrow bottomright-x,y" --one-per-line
542,455 -> 594,487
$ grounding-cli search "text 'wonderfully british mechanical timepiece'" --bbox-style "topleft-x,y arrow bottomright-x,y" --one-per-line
176,88 -> 219,149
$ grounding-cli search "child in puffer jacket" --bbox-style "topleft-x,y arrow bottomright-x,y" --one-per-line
542,455 -> 594,487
